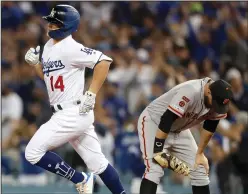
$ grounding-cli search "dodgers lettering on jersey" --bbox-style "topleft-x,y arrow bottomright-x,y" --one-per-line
41,35 -> 109,105
42,59 -> 65,77
147,78 -> 227,132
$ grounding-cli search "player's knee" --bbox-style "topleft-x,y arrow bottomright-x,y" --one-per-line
85,154 -> 108,174
25,143 -> 44,165
144,165 -> 164,185
190,166 -> 210,186
25,146 -> 35,165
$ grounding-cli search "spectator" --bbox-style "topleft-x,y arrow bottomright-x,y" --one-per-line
2,80 -> 23,142
226,68 -> 248,111
81,2 -> 114,30
199,58 -> 220,80
102,81 -> 129,128
221,20 -> 248,72
1,2 -> 24,29
1,2 -> 248,194
215,111 -> 248,194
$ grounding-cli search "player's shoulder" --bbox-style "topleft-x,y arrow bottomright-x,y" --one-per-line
182,77 -> 212,92
169,78 -> 211,100
66,37 -> 97,54
66,36 -> 85,48
173,79 -> 200,93
60,36 -> 80,49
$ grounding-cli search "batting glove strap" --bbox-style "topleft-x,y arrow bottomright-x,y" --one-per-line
153,152 -> 190,176
79,91 -> 96,115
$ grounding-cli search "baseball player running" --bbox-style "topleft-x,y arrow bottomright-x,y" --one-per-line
24,5 -> 126,194
138,78 -> 233,194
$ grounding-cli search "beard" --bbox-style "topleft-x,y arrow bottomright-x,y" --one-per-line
204,95 -> 212,108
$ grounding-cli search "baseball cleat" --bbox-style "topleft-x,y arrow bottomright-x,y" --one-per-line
75,172 -> 95,194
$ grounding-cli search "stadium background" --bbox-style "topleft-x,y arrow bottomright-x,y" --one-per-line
1,1 -> 248,194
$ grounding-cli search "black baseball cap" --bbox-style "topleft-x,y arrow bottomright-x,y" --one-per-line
209,79 -> 233,114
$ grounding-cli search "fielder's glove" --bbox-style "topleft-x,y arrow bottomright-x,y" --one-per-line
79,91 -> 96,115
153,152 -> 190,176
25,46 -> 40,66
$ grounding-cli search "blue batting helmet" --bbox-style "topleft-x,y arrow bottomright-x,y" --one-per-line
42,4 -> 80,39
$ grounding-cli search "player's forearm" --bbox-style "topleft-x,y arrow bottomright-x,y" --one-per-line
156,129 -> 168,139
154,129 -> 169,153
34,63 -> 44,80
154,110 -> 178,153
197,129 -> 214,154
88,61 -> 111,94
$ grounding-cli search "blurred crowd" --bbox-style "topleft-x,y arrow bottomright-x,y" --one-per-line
1,1 -> 248,194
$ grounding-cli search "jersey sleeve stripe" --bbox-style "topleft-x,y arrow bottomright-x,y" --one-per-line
168,105 -> 183,117
94,53 -> 103,66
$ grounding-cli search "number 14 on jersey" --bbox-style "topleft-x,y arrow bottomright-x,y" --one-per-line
50,76 -> 65,92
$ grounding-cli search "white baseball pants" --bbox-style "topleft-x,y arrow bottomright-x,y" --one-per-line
25,104 -> 108,175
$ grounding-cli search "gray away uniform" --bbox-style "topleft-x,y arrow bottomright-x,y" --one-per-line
137,78 -> 226,186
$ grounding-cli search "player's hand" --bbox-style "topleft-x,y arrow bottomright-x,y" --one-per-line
194,153 -> 209,175
153,152 -> 190,176
25,46 -> 40,66
79,91 -> 96,115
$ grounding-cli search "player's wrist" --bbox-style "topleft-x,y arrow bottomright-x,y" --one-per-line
31,61 -> 40,66
85,91 -> 96,97
196,149 -> 204,155
153,137 -> 165,153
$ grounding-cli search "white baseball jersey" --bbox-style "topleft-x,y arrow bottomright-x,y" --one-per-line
26,36 -> 111,175
146,77 -> 227,132
41,35 -> 112,105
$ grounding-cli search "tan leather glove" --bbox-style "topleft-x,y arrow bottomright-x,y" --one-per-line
153,152 -> 190,176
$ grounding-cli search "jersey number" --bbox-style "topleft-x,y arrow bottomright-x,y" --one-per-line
50,76 -> 65,92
